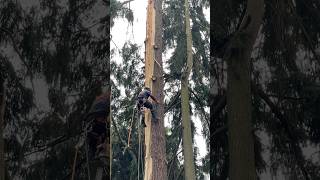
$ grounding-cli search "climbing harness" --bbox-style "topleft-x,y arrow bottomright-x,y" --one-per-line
126,91 -> 160,179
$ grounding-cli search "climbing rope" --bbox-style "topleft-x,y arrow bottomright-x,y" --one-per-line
137,109 -> 146,180
140,127 -> 145,179
84,122 -> 92,180
125,101 -> 149,179
70,147 -> 79,180
137,112 -> 141,180
127,107 -> 136,148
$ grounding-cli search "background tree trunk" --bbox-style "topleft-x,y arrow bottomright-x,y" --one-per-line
226,0 -> 264,179
0,80 -> 6,180
144,0 -> 167,180
181,0 -> 196,179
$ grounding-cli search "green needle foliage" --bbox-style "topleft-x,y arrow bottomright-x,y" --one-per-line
1,0 -> 109,179
212,0 -> 320,179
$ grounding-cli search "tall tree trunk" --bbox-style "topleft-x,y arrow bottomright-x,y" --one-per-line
108,89 -> 111,179
226,0 -> 264,179
0,80 -> 6,180
144,0 -> 167,180
181,0 -> 196,179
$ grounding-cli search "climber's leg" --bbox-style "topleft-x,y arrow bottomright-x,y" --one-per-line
140,113 -> 147,127
144,100 -> 159,121
137,100 -> 147,127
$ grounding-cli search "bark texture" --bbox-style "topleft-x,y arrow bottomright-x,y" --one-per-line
226,0 -> 264,179
181,0 -> 196,179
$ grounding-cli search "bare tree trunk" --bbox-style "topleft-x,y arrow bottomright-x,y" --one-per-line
106,88 -> 111,180
106,91 -> 112,179
181,0 -> 196,179
226,0 -> 264,179
144,0 -> 167,179
0,80 -> 6,180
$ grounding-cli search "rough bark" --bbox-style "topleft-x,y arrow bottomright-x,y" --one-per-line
226,0 -> 264,179
180,0 -> 196,179
144,0 -> 167,180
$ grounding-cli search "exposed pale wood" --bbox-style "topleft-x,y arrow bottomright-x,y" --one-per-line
144,0 -> 156,179
144,0 -> 167,179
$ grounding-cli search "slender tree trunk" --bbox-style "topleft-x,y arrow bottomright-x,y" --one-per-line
0,80 -> 6,180
226,0 -> 264,179
108,89 -> 111,180
144,0 -> 167,179
181,0 -> 196,179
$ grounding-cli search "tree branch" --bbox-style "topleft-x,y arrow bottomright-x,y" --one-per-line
253,84 -> 311,180
111,118 -> 126,147
0,27 -> 36,92
210,94 -> 226,120
23,135 -> 69,157
288,1 -> 320,62
189,88 -> 209,128
210,94 -> 227,139
164,92 -> 180,113
0,27 -> 28,68
120,0 -> 134,6
167,128 -> 182,178
211,125 -> 227,138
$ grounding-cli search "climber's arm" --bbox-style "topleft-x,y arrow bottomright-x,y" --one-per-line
149,94 -> 159,104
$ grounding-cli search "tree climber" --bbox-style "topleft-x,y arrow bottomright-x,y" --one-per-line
137,87 -> 159,127
86,91 -> 110,159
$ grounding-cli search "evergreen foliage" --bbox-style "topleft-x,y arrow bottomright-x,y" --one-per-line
211,0 -> 320,179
